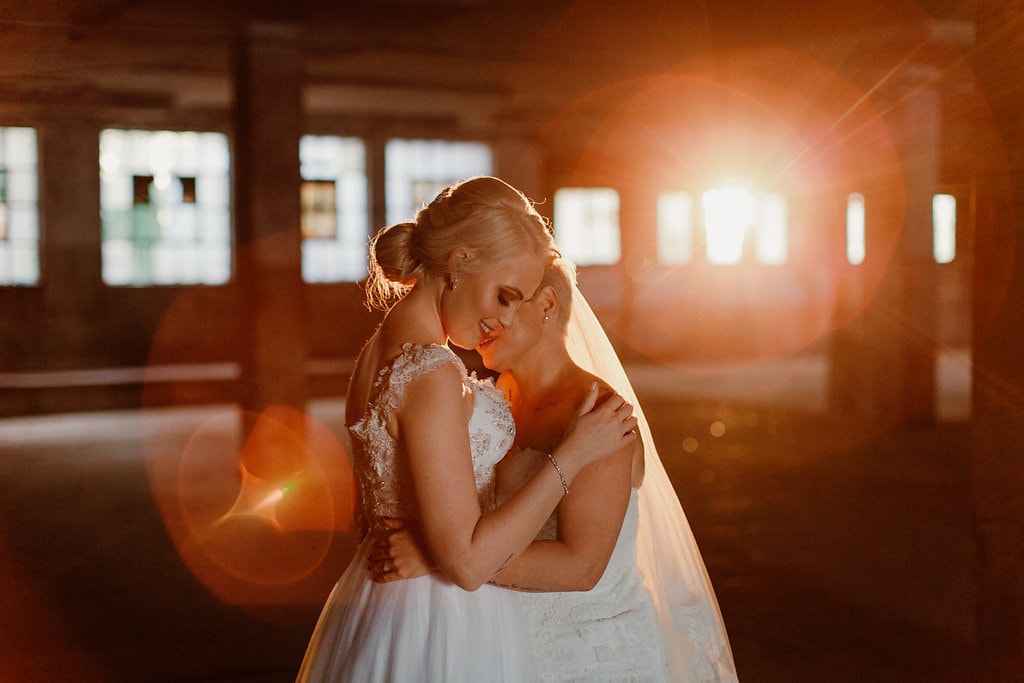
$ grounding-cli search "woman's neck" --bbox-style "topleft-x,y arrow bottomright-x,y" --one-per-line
502,344 -> 577,408
385,280 -> 448,346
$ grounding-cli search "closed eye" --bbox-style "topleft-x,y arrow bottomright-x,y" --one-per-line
498,285 -> 527,308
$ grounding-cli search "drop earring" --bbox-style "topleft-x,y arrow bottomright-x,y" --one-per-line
449,274 -> 459,291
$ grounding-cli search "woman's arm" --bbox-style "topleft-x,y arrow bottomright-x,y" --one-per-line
489,441 -> 634,592
399,366 -> 636,591
370,438 -> 638,592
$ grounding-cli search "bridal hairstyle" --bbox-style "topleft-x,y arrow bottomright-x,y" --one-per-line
364,176 -> 556,310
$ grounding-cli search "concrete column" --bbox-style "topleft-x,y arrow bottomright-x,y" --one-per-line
233,23 -> 308,414
827,80 -> 941,424
367,134 -> 387,234
894,80 -> 941,423
492,138 -> 545,202
971,0 -> 1024,673
38,119 -> 104,367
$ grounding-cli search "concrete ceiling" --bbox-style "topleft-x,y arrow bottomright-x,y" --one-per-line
0,0 -> 975,151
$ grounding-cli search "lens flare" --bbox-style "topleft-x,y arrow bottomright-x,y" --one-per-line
144,404 -> 356,613
703,186 -> 755,265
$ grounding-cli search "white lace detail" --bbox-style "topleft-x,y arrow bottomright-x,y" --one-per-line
503,449 -> 669,682
348,343 -> 515,537
562,279 -> 737,681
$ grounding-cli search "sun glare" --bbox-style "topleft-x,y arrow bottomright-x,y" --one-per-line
756,193 -> 788,265
703,186 -> 755,264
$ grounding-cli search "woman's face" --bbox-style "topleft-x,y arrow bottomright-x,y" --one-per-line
442,252 -> 545,351
475,286 -> 547,373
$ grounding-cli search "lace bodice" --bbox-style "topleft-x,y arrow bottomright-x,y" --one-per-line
348,343 -> 515,538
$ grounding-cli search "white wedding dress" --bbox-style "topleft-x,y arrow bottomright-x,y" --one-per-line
497,448 -> 669,682
484,268 -> 737,682
297,343 -> 538,682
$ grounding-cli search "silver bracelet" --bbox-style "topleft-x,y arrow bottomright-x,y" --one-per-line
546,452 -> 569,495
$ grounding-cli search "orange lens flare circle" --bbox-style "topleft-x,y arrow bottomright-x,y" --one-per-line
145,405 -> 354,608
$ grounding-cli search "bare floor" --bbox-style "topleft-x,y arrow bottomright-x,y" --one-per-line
0,361 -> 976,682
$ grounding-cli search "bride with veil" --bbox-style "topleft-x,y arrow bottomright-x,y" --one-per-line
564,263 -> 736,681
376,257 -> 737,681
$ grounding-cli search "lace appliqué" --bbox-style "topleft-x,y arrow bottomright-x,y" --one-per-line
349,343 -> 514,538
517,488 -> 668,682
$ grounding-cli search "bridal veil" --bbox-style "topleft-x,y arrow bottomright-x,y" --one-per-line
565,278 -> 739,682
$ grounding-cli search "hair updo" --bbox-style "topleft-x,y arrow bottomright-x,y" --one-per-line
364,176 -> 556,309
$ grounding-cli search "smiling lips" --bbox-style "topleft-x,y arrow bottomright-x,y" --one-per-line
478,321 -> 497,349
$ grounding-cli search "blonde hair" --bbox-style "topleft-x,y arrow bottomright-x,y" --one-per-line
365,176 -> 555,310
539,257 -> 576,330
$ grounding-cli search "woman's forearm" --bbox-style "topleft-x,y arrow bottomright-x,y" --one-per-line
489,539 -> 610,592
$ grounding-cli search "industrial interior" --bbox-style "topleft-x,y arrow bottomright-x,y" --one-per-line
1,0 -> 1022,680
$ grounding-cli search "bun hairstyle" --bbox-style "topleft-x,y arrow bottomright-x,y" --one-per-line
364,176 -> 556,310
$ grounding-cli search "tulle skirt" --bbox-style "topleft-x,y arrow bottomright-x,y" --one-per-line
297,539 -> 539,682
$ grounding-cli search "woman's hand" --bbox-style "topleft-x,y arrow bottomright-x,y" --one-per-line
555,384 -> 638,475
367,518 -> 436,584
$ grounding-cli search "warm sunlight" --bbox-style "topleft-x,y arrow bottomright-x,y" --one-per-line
933,193 -> 956,264
756,193 -> 788,266
657,191 -> 695,264
703,186 -> 755,264
846,192 -> 866,265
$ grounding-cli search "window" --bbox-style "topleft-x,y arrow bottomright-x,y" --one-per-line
933,193 -> 956,264
700,186 -> 789,266
755,193 -> 788,266
657,192 -> 694,264
553,188 -> 621,266
100,129 -> 231,286
702,187 -> 754,265
846,192 -> 866,265
384,139 -> 492,225
660,187 -> 788,266
0,127 -> 39,285
300,135 -> 369,283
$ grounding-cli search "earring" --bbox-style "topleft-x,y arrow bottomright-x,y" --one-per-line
543,315 -> 549,323
450,275 -> 458,291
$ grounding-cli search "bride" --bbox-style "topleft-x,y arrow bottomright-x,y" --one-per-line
296,177 -> 638,682
374,258 -> 738,682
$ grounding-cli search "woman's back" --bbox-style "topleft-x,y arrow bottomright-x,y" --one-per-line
299,343 -> 537,682
350,343 -> 513,531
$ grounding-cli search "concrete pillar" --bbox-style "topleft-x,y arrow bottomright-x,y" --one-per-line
492,138 -> 545,202
894,80 -> 941,423
38,119 -> 104,367
367,134 -> 387,234
827,80 -> 941,424
971,0 -> 1024,673
233,23 -> 308,415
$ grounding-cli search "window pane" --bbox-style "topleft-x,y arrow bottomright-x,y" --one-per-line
846,192 -> 866,265
755,193 -> 788,265
553,188 -> 621,266
299,135 -> 368,283
657,192 -> 694,265
702,187 -> 755,265
100,129 -> 231,286
384,139 -> 492,225
0,126 -> 40,286
933,193 -> 956,264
